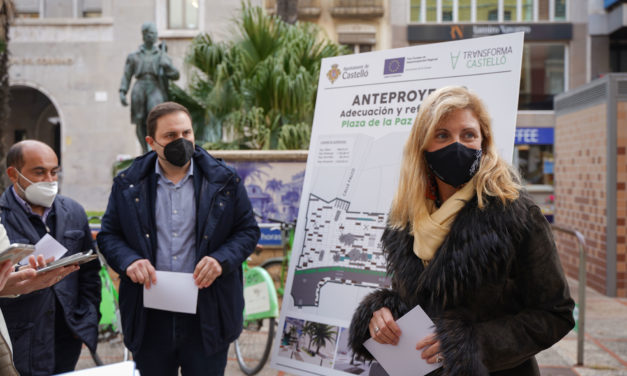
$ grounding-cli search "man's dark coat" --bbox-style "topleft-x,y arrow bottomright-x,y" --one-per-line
0,190 -> 101,376
97,146 -> 260,355
349,193 -> 574,375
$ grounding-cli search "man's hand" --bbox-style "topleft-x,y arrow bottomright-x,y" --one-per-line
1,255 -> 78,296
119,91 -> 128,106
0,261 -> 13,292
193,256 -> 222,289
126,259 -> 157,289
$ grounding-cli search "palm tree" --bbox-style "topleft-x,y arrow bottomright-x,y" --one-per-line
309,323 -> 337,356
266,178 -> 283,193
0,0 -> 15,190
302,321 -> 315,352
171,4 -> 346,150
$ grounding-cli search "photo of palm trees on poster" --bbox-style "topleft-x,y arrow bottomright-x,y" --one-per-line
334,327 -> 383,375
278,317 -> 340,368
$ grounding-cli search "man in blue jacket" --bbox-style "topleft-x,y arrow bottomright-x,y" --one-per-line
97,102 -> 260,375
0,140 -> 101,375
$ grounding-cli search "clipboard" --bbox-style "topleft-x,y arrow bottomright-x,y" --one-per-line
36,250 -> 98,274
0,244 -> 35,265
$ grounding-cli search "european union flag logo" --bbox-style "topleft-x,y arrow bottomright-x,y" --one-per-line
384,57 -> 405,75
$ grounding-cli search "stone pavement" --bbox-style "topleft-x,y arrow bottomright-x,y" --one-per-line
74,277 -> 627,375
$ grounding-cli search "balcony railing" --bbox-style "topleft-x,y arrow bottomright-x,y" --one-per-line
265,0 -> 322,18
331,0 -> 384,18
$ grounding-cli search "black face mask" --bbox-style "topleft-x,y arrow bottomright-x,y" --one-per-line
425,142 -> 482,188
157,138 -> 195,167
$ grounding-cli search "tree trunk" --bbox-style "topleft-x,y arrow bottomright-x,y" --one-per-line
277,0 -> 298,24
0,1 -> 15,191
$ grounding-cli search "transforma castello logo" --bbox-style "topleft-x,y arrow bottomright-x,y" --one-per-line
327,64 -> 341,83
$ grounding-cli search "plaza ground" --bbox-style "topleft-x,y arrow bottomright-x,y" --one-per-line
74,277 -> 627,375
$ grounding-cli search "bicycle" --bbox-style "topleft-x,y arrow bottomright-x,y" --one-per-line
88,216 -> 129,366
258,217 -> 295,304
234,252 -> 279,375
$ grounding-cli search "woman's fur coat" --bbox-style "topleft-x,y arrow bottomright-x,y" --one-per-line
349,193 -> 574,375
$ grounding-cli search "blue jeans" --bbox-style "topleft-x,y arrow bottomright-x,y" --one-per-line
133,309 -> 228,376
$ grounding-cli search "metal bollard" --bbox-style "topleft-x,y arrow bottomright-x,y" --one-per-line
551,224 -> 587,366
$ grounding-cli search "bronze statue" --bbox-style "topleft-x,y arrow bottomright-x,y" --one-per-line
119,22 -> 180,153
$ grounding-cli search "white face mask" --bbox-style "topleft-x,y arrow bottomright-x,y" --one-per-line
15,170 -> 58,208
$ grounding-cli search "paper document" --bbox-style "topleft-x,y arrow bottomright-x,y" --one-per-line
363,305 -> 442,376
143,271 -> 198,314
54,360 -> 136,375
0,244 -> 35,265
20,233 -> 68,264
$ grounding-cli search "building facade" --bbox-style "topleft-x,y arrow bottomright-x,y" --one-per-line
7,0 -> 261,209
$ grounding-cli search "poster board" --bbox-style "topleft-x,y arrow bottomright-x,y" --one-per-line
271,32 -> 524,376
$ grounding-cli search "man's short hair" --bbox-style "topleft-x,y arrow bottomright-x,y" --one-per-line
146,102 -> 192,139
6,143 -> 24,170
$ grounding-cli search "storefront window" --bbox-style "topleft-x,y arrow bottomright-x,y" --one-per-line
515,144 -> 554,185
476,0 -> 498,21
514,128 -> 555,221
519,44 -> 565,110
610,40 -> 627,72
168,0 -> 199,30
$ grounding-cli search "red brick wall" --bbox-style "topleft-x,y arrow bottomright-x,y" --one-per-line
554,103 -> 608,294
617,102 -> 627,297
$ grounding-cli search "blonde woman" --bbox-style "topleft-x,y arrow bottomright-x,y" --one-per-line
348,86 -> 574,375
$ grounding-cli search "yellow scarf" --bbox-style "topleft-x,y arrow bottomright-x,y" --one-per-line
413,178 -> 476,265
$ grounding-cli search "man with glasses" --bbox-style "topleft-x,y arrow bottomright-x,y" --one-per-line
0,140 -> 101,376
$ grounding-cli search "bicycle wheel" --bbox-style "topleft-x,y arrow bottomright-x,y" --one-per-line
235,317 -> 276,375
261,258 -> 284,300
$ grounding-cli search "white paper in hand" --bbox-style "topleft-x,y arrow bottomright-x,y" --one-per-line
363,305 -> 443,376
143,271 -> 198,314
20,233 -> 69,265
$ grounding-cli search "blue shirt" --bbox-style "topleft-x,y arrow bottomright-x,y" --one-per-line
154,159 -> 197,272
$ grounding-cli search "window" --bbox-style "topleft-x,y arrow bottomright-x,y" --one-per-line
504,0 -> 517,21
157,0 -> 204,37
515,144 -> 554,185
519,44 -> 566,110
426,0 -> 437,21
410,0 -> 421,22
610,39 -> 627,72
441,0 -> 453,21
521,0 -> 533,20
554,0 -> 566,20
458,0 -> 471,21
14,0 -> 102,18
168,0 -> 200,30
538,0 -> 549,20
344,44 -> 373,54
15,0 -> 41,18
477,0 -> 498,21
409,0 -> 567,22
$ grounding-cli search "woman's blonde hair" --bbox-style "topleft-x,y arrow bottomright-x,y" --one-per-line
388,86 -> 521,230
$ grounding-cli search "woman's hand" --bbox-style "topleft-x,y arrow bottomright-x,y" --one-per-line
369,307 -> 402,345
416,333 -> 444,364
1,255 -> 79,296
0,261 -> 13,291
